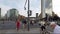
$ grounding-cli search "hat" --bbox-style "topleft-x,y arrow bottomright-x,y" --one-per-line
50,22 -> 56,25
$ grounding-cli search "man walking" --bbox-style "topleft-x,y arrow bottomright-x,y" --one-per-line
22,19 -> 27,30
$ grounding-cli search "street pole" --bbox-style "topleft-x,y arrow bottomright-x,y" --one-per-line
28,0 -> 30,31
24,0 -> 30,31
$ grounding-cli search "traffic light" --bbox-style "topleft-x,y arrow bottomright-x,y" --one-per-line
28,10 -> 32,16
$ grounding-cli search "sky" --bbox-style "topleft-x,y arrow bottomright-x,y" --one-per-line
0,0 -> 60,17
0,0 -> 41,17
53,0 -> 60,17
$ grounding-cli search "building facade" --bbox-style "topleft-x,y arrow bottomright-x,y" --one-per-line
0,8 -> 1,19
6,8 -> 19,20
45,0 -> 52,16
41,0 -> 46,18
7,8 -> 19,18
40,0 -> 52,19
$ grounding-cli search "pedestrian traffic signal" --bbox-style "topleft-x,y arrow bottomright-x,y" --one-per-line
28,10 -> 32,16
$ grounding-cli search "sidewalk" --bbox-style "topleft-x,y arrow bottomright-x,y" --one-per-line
0,28 -> 40,34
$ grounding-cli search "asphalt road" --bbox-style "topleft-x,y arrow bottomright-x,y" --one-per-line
0,21 -> 40,34
0,21 -> 40,30
0,21 -> 53,34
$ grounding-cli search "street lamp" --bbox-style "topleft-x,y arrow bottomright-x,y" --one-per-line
24,0 -> 30,31
24,0 -> 27,10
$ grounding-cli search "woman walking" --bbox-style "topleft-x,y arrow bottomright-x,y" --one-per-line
16,19 -> 20,31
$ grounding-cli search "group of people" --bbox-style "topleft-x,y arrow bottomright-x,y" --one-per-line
16,19 -> 27,31
40,21 -> 60,34
16,18 -> 60,34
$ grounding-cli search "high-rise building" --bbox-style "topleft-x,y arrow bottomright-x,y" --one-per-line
6,8 -> 19,20
7,11 -> 10,18
0,8 -> 1,19
40,0 -> 52,19
41,0 -> 46,18
45,0 -> 52,16
7,8 -> 19,18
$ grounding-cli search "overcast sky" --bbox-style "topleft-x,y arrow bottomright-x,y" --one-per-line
0,0 -> 60,17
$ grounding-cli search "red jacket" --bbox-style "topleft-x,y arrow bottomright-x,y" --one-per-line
16,21 -> 20,28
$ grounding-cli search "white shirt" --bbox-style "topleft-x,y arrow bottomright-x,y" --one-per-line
53,25 -> 60,34
40,21 -> 45,25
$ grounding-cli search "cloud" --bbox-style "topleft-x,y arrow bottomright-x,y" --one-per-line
0,4 -> 11,17
17,0 -> 41,17
30,0 -> 40,9
17,9 -> 27,17
0,0 -> 41,17
17,6 -> 41,17
30,6 -> 41,17
53,0 -> 60,17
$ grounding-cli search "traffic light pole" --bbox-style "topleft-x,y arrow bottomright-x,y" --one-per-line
28,0 -> 30,31
24,0 -> 30,31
